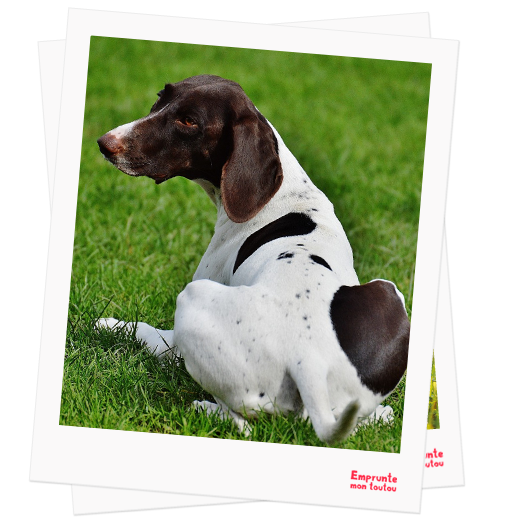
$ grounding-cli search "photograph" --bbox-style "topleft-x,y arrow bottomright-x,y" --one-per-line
60,36 -> 431,453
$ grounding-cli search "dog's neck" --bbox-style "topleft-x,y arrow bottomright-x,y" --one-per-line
194,122 -> 330,231
193,178 -> 222,209
192,123 -> 354,286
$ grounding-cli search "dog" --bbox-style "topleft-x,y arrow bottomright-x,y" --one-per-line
96,74 -> 410,444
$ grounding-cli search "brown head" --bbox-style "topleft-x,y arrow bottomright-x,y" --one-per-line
97,75 -> 283,223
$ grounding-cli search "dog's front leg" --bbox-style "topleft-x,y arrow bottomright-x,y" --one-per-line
95,318 -> 179,358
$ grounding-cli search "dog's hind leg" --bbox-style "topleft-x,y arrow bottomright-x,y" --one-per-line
290,360 -> 360,444
193,398 -> 252,436
95,318 -> 178,358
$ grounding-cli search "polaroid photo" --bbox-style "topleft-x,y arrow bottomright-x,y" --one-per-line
31,9 -> 457,513
41,15 -> 464,516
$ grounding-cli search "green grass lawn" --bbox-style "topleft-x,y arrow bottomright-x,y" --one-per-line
61,37 -> 432,452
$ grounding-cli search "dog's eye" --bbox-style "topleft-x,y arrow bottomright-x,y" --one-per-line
178,117 -> 198,128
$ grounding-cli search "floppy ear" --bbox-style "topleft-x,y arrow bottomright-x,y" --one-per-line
221,114 -> 283,223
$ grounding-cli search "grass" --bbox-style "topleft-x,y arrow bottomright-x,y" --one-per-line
60,37 -> 432,452
427,354 -> 440,429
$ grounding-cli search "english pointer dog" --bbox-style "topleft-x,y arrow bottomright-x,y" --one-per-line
97,75 -> 410,444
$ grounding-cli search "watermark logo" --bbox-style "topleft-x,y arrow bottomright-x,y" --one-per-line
425,448 -> 444,468
350,470 -> 398,492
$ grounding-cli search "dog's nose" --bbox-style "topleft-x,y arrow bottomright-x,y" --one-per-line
97,132 -> 124,157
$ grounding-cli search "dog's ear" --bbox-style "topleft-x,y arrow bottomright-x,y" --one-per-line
221,113 -> 283,223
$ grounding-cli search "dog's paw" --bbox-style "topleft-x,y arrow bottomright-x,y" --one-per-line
192,400 -> 220,416
373,404 -> 394,424
353,404 -> 394,435
94,317 -> 121,331
192,400 -> 252,437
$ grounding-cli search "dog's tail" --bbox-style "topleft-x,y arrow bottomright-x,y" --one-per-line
292,362 -> 361,445
290,357 -> 361,445
320,399 -> 361,444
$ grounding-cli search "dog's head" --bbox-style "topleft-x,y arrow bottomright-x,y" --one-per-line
97,75 -> 283,223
